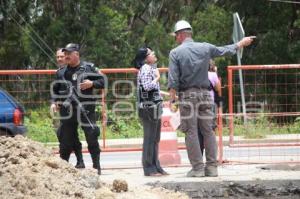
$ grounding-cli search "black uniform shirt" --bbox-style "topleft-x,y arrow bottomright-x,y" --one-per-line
52,61 -> 105,102
65,66 -> 78,81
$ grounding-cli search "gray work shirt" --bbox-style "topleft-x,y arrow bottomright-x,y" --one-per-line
168,38 -> 238,91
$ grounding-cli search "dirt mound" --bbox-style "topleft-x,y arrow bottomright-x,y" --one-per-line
0,135 -> 188,199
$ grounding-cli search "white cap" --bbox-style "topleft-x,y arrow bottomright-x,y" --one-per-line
174,20 -> 192,33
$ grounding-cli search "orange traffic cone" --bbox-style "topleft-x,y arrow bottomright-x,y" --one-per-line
158,102 -> 181,166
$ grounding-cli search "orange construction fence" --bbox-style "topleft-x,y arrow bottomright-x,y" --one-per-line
1,65 -> 300,164
225,64 -> 300,164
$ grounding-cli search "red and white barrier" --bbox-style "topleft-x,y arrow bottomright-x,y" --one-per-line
158,102 -> 181,166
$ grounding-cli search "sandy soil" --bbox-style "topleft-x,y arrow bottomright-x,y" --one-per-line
0,135 -> 188,199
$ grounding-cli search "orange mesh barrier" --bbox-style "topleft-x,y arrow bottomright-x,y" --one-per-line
225,64 -> 300,164
0,68 -> 173,153
2,66 -> 299,164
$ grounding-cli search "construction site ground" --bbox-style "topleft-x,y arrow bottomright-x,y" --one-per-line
1,135 -> 299,198
97,164 -> 300,198
66,135 -> 300,199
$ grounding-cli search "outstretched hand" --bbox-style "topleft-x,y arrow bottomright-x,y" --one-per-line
237,36 -> 255,49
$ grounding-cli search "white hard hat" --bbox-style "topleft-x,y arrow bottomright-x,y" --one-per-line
174,20 -> 192,33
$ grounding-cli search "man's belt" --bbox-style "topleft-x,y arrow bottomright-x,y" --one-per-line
179,85 -> 209,92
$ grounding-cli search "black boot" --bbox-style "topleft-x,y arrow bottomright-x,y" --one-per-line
91,153 -> 101,175
74,150 -> 85,169
60,150 -> 71,162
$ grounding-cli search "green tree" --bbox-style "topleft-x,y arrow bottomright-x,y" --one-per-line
0,0 -> 33,69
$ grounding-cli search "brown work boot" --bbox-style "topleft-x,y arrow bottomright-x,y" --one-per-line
205,166 -> 218,177
186,169 -> 205,177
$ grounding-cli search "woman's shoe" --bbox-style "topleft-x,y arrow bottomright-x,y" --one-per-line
145,172 -> 163,177
159,170 -> 169,175
157,168 -> 169,175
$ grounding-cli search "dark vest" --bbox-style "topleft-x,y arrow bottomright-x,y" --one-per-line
54,61 -> 97,102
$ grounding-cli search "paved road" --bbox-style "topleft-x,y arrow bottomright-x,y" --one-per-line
66,146 -> 300,187
69,146 -> 300,168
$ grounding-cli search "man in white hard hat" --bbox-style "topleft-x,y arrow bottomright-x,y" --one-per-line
168,20 -> 254,177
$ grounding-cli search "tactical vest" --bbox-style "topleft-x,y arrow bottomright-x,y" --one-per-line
55,62 -> 95,101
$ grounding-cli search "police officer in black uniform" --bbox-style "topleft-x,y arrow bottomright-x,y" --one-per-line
51,48 -> 86,169
52,43 -> 104,175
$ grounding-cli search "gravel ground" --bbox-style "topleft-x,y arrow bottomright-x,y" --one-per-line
0,135 -> 188,199
1,135 -> 299,199
151,180 -> 300,198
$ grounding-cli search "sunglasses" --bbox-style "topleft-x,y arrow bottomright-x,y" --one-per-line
147,51 -> 155,56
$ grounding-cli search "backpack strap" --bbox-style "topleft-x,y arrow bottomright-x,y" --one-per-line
209,80 -> 217,92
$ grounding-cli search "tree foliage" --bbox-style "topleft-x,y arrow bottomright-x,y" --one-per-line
1,0 -> 300,113
0,0 -> 299,70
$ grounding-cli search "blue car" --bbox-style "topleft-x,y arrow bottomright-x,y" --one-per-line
0,88 -> 26,136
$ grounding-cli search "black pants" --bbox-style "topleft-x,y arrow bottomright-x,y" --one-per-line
58,104 -> 100,160
56,122 -> 82,160
139,103 -> 164,175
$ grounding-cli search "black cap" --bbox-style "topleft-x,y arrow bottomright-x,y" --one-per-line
62,43 -> 80,52
133,47 -> 148,69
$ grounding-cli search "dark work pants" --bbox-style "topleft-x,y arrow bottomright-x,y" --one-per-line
179,88 -> 217,170
198,103 -> 218,155
58,104 -> 100,161
139,104 -> 164,175
198,127 -> 204,155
